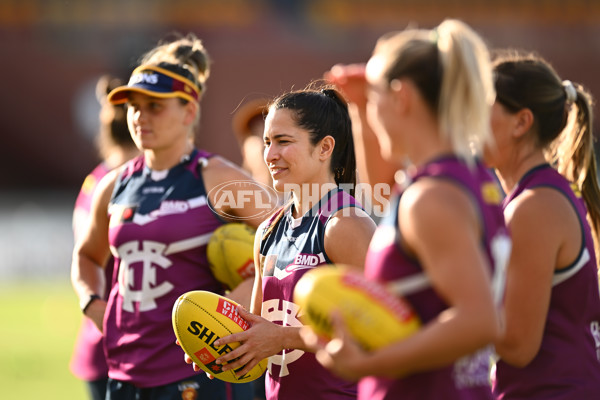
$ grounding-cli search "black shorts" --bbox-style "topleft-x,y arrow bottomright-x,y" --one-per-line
106,374 -> 253,400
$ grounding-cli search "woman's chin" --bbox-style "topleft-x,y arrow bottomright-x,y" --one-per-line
271,179 -> 284,193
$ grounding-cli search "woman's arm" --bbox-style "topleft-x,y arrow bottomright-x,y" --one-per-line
324,207 -> 377,272
325,64 -> 398,209
71,170 -> 118,332
315,179 -> 500,380
494,188 -> 572,366
202,156 -> 279,309
210,218 -> 310,378
202,155 -> 278,229
249,221 -> 267,315
228,220 -> 269,310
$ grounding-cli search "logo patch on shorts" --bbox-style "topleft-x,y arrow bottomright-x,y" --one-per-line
181,387 -> 198,400
178,380 -> 199,400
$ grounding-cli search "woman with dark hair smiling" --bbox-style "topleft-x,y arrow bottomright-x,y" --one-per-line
186,83 -> 377,400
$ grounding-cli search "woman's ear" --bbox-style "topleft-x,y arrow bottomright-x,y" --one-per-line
318,135 -> 336,161
513,108 -> 534,139
390,78 -> 410,114
183,101 -> 199,126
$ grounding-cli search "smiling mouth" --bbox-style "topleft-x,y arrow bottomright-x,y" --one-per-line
134,127 -> 151,135
269,167 -> 287,176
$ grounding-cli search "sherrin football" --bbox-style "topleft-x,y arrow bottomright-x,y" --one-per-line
293,265 -> 421,351
172,290 -> 267,383
207,223 -> 256,290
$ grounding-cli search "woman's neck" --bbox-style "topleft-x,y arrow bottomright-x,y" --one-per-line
145,140 -> 194,171
494,148 -> 547,195
400,113 -> 454,169
104,146 -> 140,170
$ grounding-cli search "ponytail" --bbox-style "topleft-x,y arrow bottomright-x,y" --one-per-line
140,32 -> 211,95
550,82 -> 600,258
494,51 -> 600,262
321,88 -> 357,194
436,19 -> 495,164
373,19 -> 494,164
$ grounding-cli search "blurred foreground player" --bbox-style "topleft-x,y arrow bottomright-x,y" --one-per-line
310,19 -> 508,400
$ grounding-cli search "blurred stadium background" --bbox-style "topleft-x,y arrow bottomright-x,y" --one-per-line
0,0 -> 598,398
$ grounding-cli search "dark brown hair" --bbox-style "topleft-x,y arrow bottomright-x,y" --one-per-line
96,75 -> 135,160
494,50 -> 600,257
262,83 -> 357,240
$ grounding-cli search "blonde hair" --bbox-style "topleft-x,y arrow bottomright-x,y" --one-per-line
373,19 -> 495,164
437,20 -> 495,163
140,32 -> 211,95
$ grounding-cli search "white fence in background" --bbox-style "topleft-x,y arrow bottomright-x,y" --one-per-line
0,191 -> 75,283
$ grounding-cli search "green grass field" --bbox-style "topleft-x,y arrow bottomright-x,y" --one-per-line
0,281 -> 88,399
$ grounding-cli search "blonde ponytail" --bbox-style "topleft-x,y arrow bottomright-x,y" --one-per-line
372,19 -> 494,164
437,19 -> 495,164
140,32 -> 211,93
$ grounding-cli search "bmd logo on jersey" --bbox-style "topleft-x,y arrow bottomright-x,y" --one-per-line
275,253 -> 326,280
294,253 -> 326,266
157,200 -> 189,215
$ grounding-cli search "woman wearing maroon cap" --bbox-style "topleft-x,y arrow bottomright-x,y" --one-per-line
71,33 -> 277,400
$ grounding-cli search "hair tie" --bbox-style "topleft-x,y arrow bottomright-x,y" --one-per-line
321,88 -> 339,101
321,88 -> 348,110
562,80 -> 577,104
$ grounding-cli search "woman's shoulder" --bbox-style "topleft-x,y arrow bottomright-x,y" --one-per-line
326,206 -> 375,233
323,200 -> 376,270
399,177 -> 481,239
325,205 -> 376,249
507,185 -> 572,226
201,154 -> 252,181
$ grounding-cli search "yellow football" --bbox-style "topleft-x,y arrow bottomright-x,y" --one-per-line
172,290 -> 267,383
207,223 -> 256,290
294,265 -> 421,351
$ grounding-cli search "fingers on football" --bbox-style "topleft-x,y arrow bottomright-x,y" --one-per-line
299,325 -> 324,352
214,331 -> 246,347
330,310 -> 348,340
